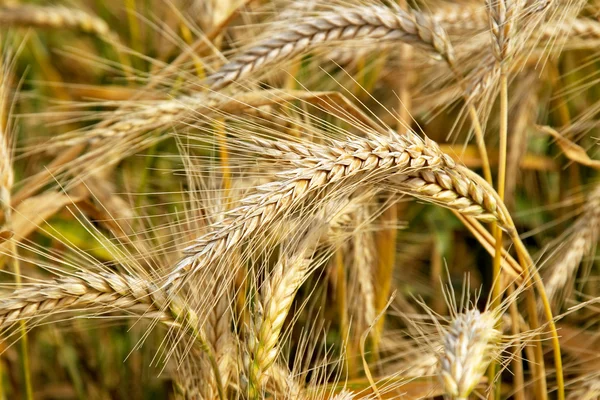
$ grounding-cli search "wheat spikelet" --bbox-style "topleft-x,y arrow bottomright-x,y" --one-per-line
208,5 -> 455,90
487,0 -> 516,63
543,183 -> 600,306
0,5 -> 110,37
438,308 -> 501,400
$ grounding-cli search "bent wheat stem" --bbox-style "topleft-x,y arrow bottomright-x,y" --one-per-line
509,230 -> 565,400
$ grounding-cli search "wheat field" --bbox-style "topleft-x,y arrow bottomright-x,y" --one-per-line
0,0 -> 598,399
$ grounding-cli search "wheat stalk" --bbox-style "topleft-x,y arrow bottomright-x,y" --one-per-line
208,5 -> 455,90
438,309 -> 501,400
0,59 -> 12,215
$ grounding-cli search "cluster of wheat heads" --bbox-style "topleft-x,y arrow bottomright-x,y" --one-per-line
0,0 -> 599,399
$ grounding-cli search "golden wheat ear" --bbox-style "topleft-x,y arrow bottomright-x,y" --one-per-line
541,183 -> 600,311
207,5 -> 455,90
0,5 -> 110,37
566,371 -> 600,400
438,308 -> 501,400
166,128 -> 519,294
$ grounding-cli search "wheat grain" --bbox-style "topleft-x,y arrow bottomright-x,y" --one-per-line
438,308 -> 501,400
208,5 -> 455,90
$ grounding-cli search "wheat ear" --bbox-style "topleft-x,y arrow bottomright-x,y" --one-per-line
203,270 -> 234,398
267,362 -> 303,399
0,270 -> 227,398
246,250 -> 313,399
351,207 -> 377,329
0,272 -> 196,330
0,5 -> 110,37
208,5 -> 454,90
439,309 -> 501,400
566,373 -> 600,400
543,184 -> 600,306
170,130 -> 514,290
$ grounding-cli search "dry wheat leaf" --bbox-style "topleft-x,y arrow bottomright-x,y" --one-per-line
538,125 -> 600,170
0,230 -> 13,244
1,191 -> 83,248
